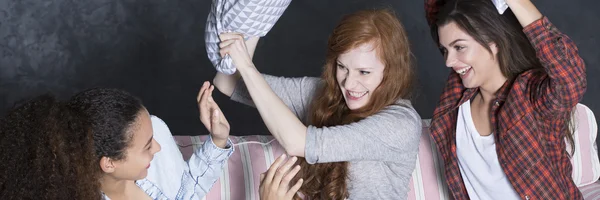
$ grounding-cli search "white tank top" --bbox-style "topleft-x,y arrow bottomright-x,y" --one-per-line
455,100 -> 520,200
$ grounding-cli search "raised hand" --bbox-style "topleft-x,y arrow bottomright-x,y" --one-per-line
197,81 -> 230,148
259,155 -> 303,200
219,32 -> 255,71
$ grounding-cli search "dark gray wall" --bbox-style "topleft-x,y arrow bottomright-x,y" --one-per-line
1,0 -> 598,137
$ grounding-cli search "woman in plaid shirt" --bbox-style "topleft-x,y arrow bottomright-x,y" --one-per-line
425,0 -> 586,199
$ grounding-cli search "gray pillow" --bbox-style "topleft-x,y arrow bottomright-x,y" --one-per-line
205,0 -> 292,74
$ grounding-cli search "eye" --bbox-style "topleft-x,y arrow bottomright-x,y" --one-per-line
337,64 -> 345,70
360,71 -> 370,75
454,46 -> 465,51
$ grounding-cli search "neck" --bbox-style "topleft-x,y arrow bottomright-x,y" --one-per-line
100,175 -> 131,197
478,76 -> 507,104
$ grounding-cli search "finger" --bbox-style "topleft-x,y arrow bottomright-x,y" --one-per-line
285,178 -> 303,199
259,173 -> 266,195
219,46 -> 229,58
197,81 -> 210,103
210,109 -> 220,132
272,156 -> 298,189
208,85 -> 215,103
198,83 -> 214,129
265,154 -> 287,187
281,165 -> 301,188
219,39 -> 236,49
219,32 -> 244,41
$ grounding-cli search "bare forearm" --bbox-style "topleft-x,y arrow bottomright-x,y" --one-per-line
237,66 -> 307,157
506,0 -> 543,27
214,72 -> 240,97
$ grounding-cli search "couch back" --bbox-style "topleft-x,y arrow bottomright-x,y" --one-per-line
173,104 -> 598,200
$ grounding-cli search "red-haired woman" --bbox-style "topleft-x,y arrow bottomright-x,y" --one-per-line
211,9 -> 421,200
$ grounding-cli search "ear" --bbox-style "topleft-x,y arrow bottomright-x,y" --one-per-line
100,156 -> 116,173
489,42 -> 499,57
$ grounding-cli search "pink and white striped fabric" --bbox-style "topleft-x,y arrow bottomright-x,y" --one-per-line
581,181 -> 600,200
171,103 -> 598,199
569,104 -> 600,187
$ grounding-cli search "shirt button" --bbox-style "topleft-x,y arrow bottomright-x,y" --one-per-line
495,101 -> 500,106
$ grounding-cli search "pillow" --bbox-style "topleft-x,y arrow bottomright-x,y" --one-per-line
205,0 -> 292,75
569,103 -> 600,186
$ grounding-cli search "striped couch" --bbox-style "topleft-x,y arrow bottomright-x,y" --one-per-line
171,103 -> 599,199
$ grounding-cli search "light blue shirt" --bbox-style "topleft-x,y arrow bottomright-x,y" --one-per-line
103,116 -> 234,200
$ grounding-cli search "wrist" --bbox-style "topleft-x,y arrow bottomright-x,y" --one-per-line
506,0 -> 542,27
212,137 -> 229,149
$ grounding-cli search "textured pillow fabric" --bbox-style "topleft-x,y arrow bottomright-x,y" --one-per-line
205,0 -> 292,75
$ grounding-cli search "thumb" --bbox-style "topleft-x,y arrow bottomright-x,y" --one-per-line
211,110 -> 220,132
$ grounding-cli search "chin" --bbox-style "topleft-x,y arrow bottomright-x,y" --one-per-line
346,103 -> 366,110
461,81 -> 480,89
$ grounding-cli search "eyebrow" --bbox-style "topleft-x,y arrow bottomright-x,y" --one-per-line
441,39 -> 467,48
144,136 -> 153,148
336,61 -> 374,70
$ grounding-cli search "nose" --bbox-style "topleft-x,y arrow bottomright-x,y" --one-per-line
445,51 -> 458,68
152,139 -> 162,154
343,71 -> 358,89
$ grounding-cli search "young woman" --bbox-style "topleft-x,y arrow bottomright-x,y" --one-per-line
425,0 -> 586,199
213,9 -> 422,199
67,87 -> 234,200
0,95 -> 101,199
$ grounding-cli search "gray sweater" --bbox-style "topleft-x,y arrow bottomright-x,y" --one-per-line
231,74 -> 422,200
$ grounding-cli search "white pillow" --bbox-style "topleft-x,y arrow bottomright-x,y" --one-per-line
205,0 -> 292,74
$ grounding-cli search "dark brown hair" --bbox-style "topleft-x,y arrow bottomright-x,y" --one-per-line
68,88 -> 145,161
434,0 -> 575,153
294,8 -> 415,199
0,95 -> 101,199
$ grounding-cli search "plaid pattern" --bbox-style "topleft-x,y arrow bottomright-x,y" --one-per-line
425,0 -> 587,199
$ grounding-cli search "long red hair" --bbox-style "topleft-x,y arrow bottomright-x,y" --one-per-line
294,8 -> 414,199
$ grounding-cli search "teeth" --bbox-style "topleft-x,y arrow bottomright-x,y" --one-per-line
348,91 -> 368,98
456,66 -> 471,76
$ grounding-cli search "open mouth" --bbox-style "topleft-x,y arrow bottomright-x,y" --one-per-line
346,90 -> 368,100
456,66 -> 472,76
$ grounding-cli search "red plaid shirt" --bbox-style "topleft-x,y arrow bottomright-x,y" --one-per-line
425,0 -> 587,199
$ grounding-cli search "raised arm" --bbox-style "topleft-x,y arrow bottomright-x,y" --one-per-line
213,36 -> 260,97
305,100 -> 422,163
217,33 -> 307,157
146,116 -> 233,199
510,0 -> 586,113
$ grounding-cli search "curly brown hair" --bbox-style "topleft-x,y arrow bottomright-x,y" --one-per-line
0,95 -> 102,199
294,8 -> 414,199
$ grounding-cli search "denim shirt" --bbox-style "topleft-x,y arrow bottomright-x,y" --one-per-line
103,116 -> 234,200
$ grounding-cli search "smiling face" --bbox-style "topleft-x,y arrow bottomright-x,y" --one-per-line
106,109 -> 161,180
438,21 -> 505,89
335,42 -> 385,110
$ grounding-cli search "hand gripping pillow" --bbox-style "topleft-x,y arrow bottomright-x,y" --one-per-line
205,0 -> 292,74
